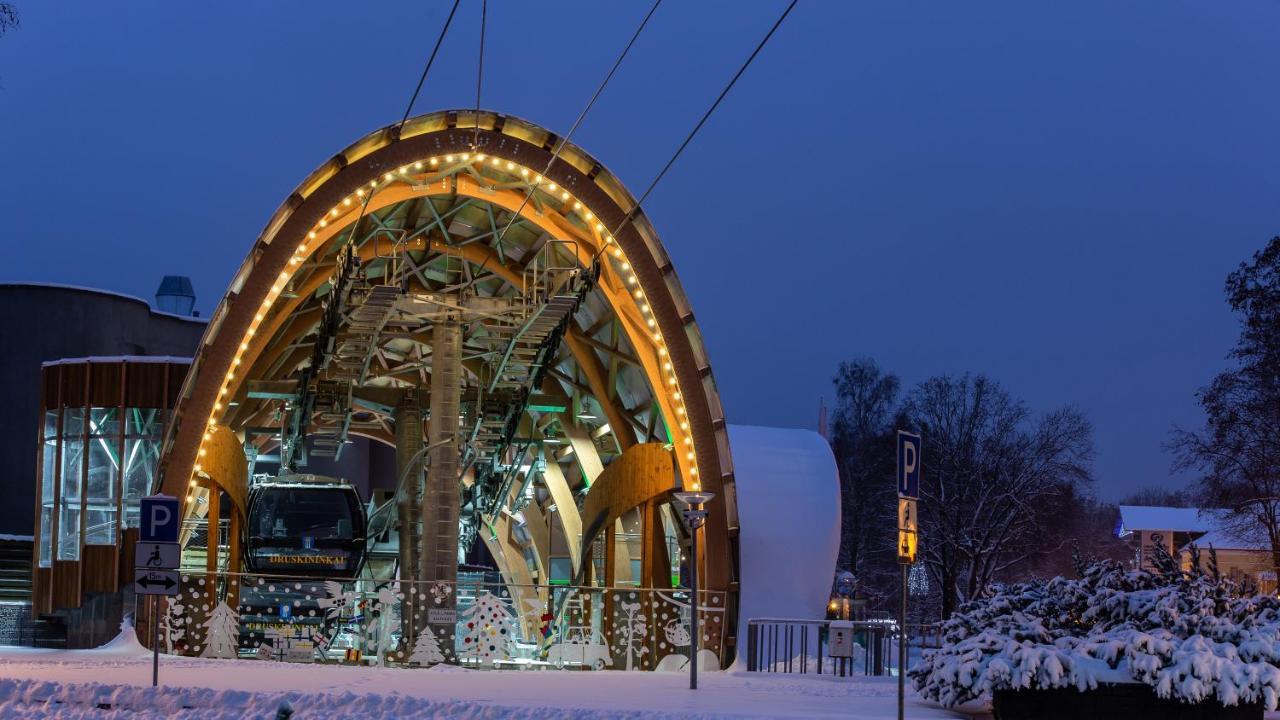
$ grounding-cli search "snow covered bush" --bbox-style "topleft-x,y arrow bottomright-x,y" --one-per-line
910,544 -> 1280,709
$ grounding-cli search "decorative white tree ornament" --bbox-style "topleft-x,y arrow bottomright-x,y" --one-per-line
200,601 -> 240,659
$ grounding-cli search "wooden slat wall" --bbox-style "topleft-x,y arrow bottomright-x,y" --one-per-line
82,545 -> 117,594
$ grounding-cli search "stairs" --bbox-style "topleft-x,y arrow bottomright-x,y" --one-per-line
0,538 -> 33,604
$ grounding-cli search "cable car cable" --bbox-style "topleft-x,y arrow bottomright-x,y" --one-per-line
595,0 -> 798,262
472,0 -> 487,151
462,0 -> 663,291
398,0 -> 463,131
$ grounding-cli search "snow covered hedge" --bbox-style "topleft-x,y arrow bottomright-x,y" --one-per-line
910,546 -> 1280,710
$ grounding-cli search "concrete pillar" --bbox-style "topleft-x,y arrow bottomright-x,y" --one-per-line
422,318 -> 461,655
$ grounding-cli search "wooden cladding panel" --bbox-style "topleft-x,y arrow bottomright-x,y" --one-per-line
82,545 -> 118,594
51,560 -> 82,611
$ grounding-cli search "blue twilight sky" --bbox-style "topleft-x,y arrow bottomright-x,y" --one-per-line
1,2 -> 1278,500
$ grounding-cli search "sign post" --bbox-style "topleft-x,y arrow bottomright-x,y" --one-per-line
896,430 -> 922,720
137,494 -> 181,687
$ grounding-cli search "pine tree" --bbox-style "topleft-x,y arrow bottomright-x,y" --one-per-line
458,591 -> 514,665
200,601 -> 240,659
410,627 -> 447,665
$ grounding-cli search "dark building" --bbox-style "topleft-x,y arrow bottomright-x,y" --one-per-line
0,282 -> 207,536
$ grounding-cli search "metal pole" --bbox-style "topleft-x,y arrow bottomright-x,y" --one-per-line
152,595 -> 159,687
690,528 -> 699,691
898,564 -> 907,720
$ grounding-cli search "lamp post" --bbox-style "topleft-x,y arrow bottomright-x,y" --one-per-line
673,490 -> 714,691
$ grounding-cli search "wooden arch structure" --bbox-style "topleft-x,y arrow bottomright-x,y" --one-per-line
156,109 -> 741,659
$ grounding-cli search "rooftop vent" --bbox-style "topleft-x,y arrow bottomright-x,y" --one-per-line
155,275 -> 196,316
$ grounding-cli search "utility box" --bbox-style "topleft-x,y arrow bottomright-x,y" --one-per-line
828,620 -> 855,658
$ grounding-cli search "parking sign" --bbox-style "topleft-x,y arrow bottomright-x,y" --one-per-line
897,431 -> 921,499
140,495 -> 180,543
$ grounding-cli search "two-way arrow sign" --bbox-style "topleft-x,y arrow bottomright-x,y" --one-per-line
133,569 -> 180,596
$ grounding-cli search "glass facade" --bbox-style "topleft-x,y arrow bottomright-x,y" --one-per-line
36,404 -> 164,565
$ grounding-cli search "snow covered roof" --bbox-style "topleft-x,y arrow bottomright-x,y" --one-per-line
1118,505 -> 1217,535
1186,529 -> 1270,552
0,282 -> 207,323
42,356 -> 193,368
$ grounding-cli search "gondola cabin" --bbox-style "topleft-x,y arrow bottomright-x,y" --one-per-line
244,475 -> 366,578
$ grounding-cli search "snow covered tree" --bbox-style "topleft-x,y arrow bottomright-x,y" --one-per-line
459,591 -> 514,665
200,601 -> 240,659
410,628 -> 447,665
911,543 -> 1280,710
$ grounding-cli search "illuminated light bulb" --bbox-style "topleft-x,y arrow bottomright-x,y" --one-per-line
319,219 -> 328,228
186,494 -> 194,502
627,276 -> 637,285
476,154 -> 485,161
633,289 -> 643,299
329,208 -> 338,217
690,468 -> 698,477
647,318 -> 656,328
200,446 -> 208,455
203,432 -> 212,441
218,388 -> 227,396
620,262 -> 630,270
193,463 -> 202,472
642,304 -> 651,314
254,313 -> 264,322
681,423 -> 690,432
398,165 -> 408,174
658,347 -> 667,356
520,168 -> 529,177
673,391 -> 682,400
663,362 -> 672,371
225,371 -> 235,381
279,271 -> 289,280
189,480 -> 197,487
612,248 -> 623,258
370,180 -> 377,188
384,173 -> 393,181
596,223 -> 605,232
290,257 -> 301,265
573,202 -> 582,210
667,376 -> 677,386
676,405 -> 686,414
653,332 -> 663,342
605,235 -> 614,244
247,328 -> 255,337
207,418 -> 217,427
414,161 -> 423,170
561,191 -> 569,200
233,358 -> 241,366
506,161 -> 514,170
548,182 -> 557,191
239,342 -> 248,350
687,452 -> 695,460
343,198 -> 352,206
356,188 -> 365,197
308,231 -> 317,239
461,153 -> 470,161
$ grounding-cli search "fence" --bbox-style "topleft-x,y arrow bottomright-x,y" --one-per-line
744,618 -> 903,676
137,570 -> 727,672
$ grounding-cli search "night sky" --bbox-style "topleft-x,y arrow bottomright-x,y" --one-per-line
2,2 -> 1277,500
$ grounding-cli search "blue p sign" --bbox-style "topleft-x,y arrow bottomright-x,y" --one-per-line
140,495 -> 180,543
897,431 -> 921,499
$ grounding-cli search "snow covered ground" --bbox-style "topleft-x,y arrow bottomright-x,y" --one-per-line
0,628 -> 985,719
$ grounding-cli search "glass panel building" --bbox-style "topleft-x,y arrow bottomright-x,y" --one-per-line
32,357 -> 190,616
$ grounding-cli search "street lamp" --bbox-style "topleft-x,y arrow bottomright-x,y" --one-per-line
673,490 -> 715,691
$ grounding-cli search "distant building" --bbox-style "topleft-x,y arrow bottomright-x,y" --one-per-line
1117,505 -> 1276,594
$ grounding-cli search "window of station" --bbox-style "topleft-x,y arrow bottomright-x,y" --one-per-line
40,404 -> 164,563
57,408 -> 84,561
37,410 -> 57,568
122,409 -> 162,530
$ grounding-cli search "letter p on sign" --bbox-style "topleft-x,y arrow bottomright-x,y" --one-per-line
140,495 -> 180,543
897,431 -> 921,499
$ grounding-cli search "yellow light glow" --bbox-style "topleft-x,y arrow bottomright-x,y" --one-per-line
344,198 -> 352,206
415,161 -> 424,170
308,231 -> 317,239
461,153 -> 470,161
319,219 -> 328,228
384,173 -> 393,181
357,188 -> 365,197
431,158 -> 440,166
573,202 -> 582,210
398,165 -> 408,174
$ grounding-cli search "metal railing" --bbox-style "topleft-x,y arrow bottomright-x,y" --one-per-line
744,618 -> 900,677
147,569 -> 727,672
